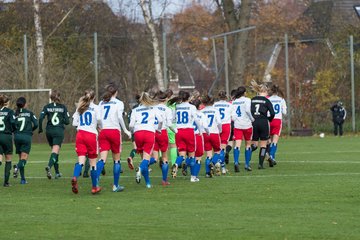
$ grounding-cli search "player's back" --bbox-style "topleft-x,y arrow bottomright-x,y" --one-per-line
99,97 -> 124,130
0,107 -> 15,134
15,108 -> 38,135
231,96 -> 252,129
268,95 -> 286,119
201,106 -> 221,134
41,102 -> 69,129
73,102 -> 100,135
175,102 -> 197,129
213,100 -> 232,124
130,104 -> 158,133
251,96 -> 274,120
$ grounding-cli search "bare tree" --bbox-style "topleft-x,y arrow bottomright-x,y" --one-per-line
139,0 -> 164,90
34,0 -> 45,89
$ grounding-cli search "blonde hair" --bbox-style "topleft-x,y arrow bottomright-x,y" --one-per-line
77,89 -> 95,114
139,92 -> 156,107
0,94 -> 10,108
251,80 -> 268,94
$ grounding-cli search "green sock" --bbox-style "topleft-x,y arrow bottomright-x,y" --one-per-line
48,153 -> 57,169
170,147 -> 177,165
19,159 -> 27,180
53,154 -> 60,174
130,149 -> 136,158
4,161 -> 11,184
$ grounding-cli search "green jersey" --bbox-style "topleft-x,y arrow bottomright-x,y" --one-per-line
39,103 -> 70,131
0,107 -> 16,135
14,108 -> 38,135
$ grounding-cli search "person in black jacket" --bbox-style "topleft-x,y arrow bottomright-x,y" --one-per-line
330,101 -> 346,136
250,81 -> 275,169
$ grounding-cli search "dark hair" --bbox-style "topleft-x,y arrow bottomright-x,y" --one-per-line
154,90 -> 168,102
16,97 -> 26,115
230,89 -> 238,100
0,94 -> 10,108
102,83 -> 118,102
234,86 -> 246,98
191,99 -> 202,110
165,89 -> 173,99
134,93 -> 141,103
50,90 -> 61,104
78,89 -> 95,115
270,84 -> 284,98
168,90 -> 190,105
201,94 -> 214,106
218,90 -> 227,100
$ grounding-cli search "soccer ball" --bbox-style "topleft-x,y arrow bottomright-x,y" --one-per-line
319,133 -> 325,138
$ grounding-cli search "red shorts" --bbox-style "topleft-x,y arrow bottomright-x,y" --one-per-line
233,127 -> 253,141
176,128 -> 195,153
75,130 -> 98,159
154,129 -> 169,152
220,123 -> 231,145
203,133 -> 221,152
134,130 -> 155,155
270,119 -> 282,136
98,129 -> 121,154
195,134 -> 204,158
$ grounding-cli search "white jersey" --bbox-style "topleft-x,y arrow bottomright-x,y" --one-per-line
99,97 -> 124,130
194,111 -> 208,134
213,100 -> 232,124
154,103 -> 173,130
72,102 -> 101,135
175,102 -> 198,129
268,95 -> 287,120
201,106 -> 221,134
231,96 -> 253,129
129,104 -> 163,133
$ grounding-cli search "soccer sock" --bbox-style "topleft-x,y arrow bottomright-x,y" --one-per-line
4,161 -> 11,183
48,152 -> 57,169
161,162 -> 169,181
54,154 -> 60,174
149,157 -> 157,165
175,155 -> 184,167
90,167 -> 98,187
140,160 -> 150,185
73,162 -> 83,178
96,159 -> 105,177
266,143 -> 270,155
129,149 -> 136,158
113,161 -> 121,187
84,157 -> 90,175
234,147 -> 240,165
189,157 -> 195,176
270,143 -> 278,159
18,160 -> 27,180
259,147 -> 266,166
205,157 -> 211,174
170,147 -> 177,165
194,160 -> 201,177
219,149 -> 225,164
212,153 -> 220,165
245,147 -> 252,167
225,145 -> 232,154
251,144 -> 258,152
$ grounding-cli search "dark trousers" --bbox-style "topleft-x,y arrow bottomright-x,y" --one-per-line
333,122 -> 343,136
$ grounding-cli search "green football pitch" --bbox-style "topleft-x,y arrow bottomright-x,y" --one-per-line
0,136 -> 359,239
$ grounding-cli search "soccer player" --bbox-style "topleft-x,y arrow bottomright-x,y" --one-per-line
213,90 -> 232,171
0,94 -> 16,187
166,89 -> 177,165
231,86 -> 254,172
224,89 -> 238,164
126,93 -> 141,170
171,90 -> 200,181
268,84 -> 287,166
39,90 -> 70,180
96,83 -> 131,192
250,81 -> 275,169
151,90 -> 175,186
13,97 -> 38,184
201,95 -> 222,176
71,90 -> 102,194
129,92 -> 163,188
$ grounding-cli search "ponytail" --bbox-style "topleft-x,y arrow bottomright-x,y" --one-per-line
102,83 -> 118,102
15,97 -> 26,115
77,89 -> 95,115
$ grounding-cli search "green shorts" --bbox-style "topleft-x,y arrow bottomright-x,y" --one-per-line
167,128 -> 176,144
14,134 -> 32,154
0,134 -> 13,155
46,128 -> 65,147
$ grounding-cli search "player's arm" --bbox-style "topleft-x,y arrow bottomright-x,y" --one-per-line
267,99 -> 275,122
72,111 -> 79,127
38,106 -> 46,133
282,99 -> 287,116
245,99 -> 255,122
117,103 -> 131,136
63,106 -> 70,125
343,107 -> 347,120
216,111 -> 222,133
31,112 -> 39,131
129,110 -> 136,132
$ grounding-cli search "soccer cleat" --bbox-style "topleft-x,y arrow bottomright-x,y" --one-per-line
162,180 -> 170,186
273,160 -> 277,166
234,164 -> 240,173
45,166 -> 52,180
13,165 -> 18,178
91,186 -> 102,194
268,157 -> 276,168
71,177 -> 78,194
214,162 -> 221,176
221,167 -> 227,175
148,167 -> 152,173
190,176 -> 200,182
205,173 -> 212,178
20,179 -> 28,184
224,153 -> 229,165
55,173 -> 62,179
171,164 -> 177,178
135,167 -> 141,184
112,185 -> 125,192
258,164 -> 265,170
3,182 -> 10,187
101,167 -> 106,176
245,166 -> 252,171
146,184 -> 152,189
127,157 -> 134,170
181,161 -> 187,176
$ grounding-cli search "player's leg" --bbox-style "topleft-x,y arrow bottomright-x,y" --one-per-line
127,141 -> 136,170
4,154 -> 12,186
